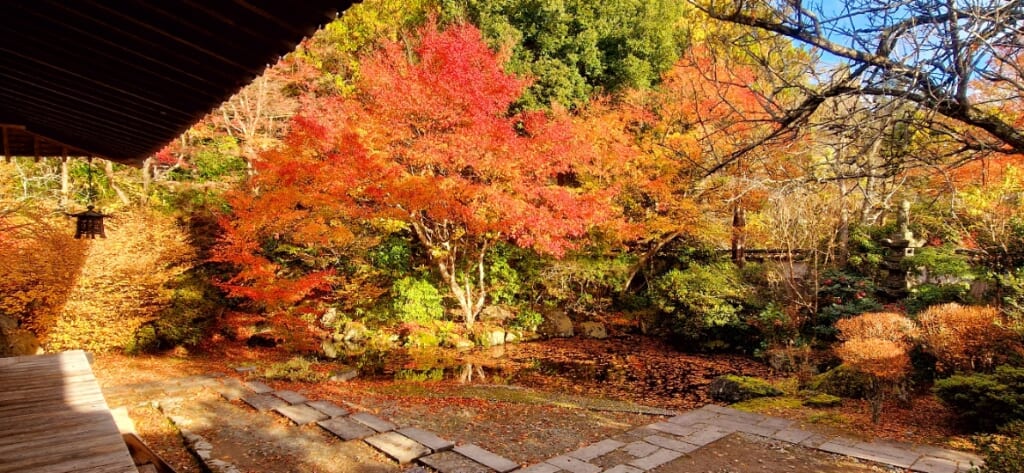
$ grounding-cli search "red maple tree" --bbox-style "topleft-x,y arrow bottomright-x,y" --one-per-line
214,20 -> 621,326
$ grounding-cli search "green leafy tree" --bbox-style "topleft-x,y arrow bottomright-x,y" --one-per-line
442,0 -> 690,109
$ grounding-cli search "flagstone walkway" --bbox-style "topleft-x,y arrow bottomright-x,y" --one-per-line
105,374 -> 982,473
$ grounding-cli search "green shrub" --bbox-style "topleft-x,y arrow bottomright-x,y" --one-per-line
390,277 -> 444,323
971,421 -> 1024,473
369,235 -> 413,276
905,283 -> 971,315
812,271 -> 882,341
264,357 -> 323,382
509,307 -> 543,331
806,365 -> 874,399
651,262 -> 751,342
934,365 -> 1024,431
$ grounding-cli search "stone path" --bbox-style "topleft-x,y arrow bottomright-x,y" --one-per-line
104,374 -> 982,473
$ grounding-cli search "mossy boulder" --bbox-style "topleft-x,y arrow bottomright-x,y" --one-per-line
802,392 -> 842,407
806,365 -> 872,399
709,375 -> 782,403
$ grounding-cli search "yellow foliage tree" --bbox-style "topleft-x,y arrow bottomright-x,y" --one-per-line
835,312 -> 917,423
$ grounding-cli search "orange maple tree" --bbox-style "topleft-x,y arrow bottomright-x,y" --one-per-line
214,21 -> 621,327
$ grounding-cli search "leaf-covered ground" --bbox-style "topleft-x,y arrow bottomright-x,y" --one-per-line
93,335 -> 973,472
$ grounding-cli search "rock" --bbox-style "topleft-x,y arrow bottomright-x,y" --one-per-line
708,375 -> 782,403
1,329 -> 42,357
454,337 -> 475,350
246,332 -> 280,348
580,322 -> 608,339
802,392 -> 842,407
504,332 -> 518,343
539,309 -> 574,338
474,327 -> 505,347
329,367 -> 359,382
479,305 -> 515,324
343,322 -> 368,342
0,315 -> 17,332
320,307 -> 339,327
321,340 -> 341,359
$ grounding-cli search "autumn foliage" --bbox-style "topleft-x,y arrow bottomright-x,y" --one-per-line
835,312 -> 917,423
213,20 -> 623,326
917,303 -> 1022,373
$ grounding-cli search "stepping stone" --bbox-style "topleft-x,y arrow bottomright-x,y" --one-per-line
398,427 -> 455,452
628,448 -> 683,471
274,403 -> 329,425
604,466 -> 643,473
647,421 -> 700,437
272,390 -> 307,405
454,444 -> 519,473
682,426 -> 733,446
306,400 -> 349,418
234,366 -> 257,373
350,412 -> 397,433
770,427 -> 815,444
568,439 -> 624,461
219,385 -> 246,401
318,416 -> 376,441
911,456 -> 966,473
241,393 -> 288,412
244,380 -> 273,394
545,455 -> 600,473
642,435 -> 699,454
420,451 -> 494,473
366,431 -> 431,464
622,441 -> 659,458
667,409 -> 719,426
518,463 -> 561,473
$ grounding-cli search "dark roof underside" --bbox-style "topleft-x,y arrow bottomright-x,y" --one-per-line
1,0 -> 353,165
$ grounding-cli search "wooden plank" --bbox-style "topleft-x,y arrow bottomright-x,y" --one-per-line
0,351 -> 136,473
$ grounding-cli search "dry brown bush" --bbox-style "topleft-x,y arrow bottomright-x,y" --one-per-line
835,311 -> 917,423
917,303 -> 1022,373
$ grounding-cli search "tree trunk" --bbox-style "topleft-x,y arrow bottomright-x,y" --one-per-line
60,156 -> 70,209
141,157 -> 152,203
837,180 -> 850,266
103,159 -> 131,205
731,206 -> 746,268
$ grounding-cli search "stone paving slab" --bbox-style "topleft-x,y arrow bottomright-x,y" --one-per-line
517,463 -> 561,473
317,416 -> 376,441
666,409 -> 719,426
603,465 -> 642,473
622,441 -> 659,458
241,393 -> 289,412
219,385 -> 246,401
305,400 -> 349,418
545,455 -> 600,473
681,425 -> 732,446
398,427 -> 456,452
366,431 -> 432,464
628,448 -> 683,471
567,439 -> 624,461
274,403 -> 329,425
454,443 -> 520,473
243,380 -> 273,394
420,451 -> 496,473
350,412 -> 398,433
271,390 -> 307,405
646,421 -> 699,437
641,434 -> 699,453
910,455 -> 968,473
770,427 -> 816,444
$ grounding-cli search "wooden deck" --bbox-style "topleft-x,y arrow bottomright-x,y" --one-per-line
0,350 -> 137,473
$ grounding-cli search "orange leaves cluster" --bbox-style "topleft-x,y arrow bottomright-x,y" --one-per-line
835,312 -> 917,381
917,303 -> 1022,373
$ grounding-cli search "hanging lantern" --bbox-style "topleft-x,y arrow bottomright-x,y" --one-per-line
71,205 -> 106,239
68,157 -> 107,239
